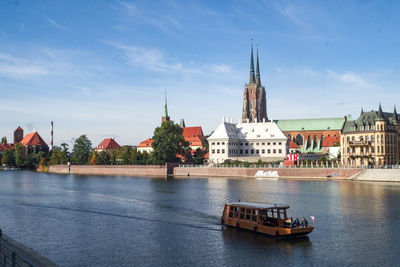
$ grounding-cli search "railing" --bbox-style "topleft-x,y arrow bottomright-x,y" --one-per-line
0,239 -> 36,267
178,164 -> 400,169
348,141 -> 371,146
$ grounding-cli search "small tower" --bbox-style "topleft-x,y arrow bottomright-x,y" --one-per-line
162,90 -> 170,123
50,121 -> 54,151
393,105 -> 398,124
14,126 -> 24,143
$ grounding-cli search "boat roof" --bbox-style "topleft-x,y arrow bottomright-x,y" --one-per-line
227,202 -> 289,209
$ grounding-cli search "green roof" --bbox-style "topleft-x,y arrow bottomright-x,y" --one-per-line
275,118 -> 345,131
342,110 -> 398,133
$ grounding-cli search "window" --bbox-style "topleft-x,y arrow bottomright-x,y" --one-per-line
267,142 -> 271,145
222,142 -> 225,145
273,142 -> 276,145
212,149 -> 215,153
278,142 -> 282,145
256,143 -> 259,145
347,137 -> 350,142
256,150 -> 259,154
245,150 -> 249,154
217,142 -> 220,145
361,147 -> 364,153
217,149 -> 220,154
252,210 -> 258,222
372,147 -> 375,153
262,149 -> 265,154
251,143 -> 254,145
372,135 -> 375,142
273,149 -> 276,154
352,136 -> 355,142
251,150 -> 254,154
240,150 -> 243,154
222,149 -> 225,153
267,149 -> 271,154
246,143 -> 249,146
279,149 -> 282,153
262,142 -> 265,145
366,136 -> 369,141
378,147 -> 380,153
240,143 -> 243,146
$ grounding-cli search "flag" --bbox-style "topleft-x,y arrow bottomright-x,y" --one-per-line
311,216 -> 315,222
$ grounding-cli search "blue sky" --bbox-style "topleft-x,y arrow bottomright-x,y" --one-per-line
1,0 -> 400,147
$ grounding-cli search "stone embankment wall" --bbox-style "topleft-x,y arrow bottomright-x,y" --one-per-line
353,169 -> 400,182
48,165 -> 167,177
174,167 -> 362,179
0,234 -> 56,267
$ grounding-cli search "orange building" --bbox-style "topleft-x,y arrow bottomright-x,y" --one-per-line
94,138 -> 121,152
20,131 -> 49,154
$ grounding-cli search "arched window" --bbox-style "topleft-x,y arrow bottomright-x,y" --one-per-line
295,134 -> 303,145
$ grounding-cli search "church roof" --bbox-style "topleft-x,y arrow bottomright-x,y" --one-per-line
20,132 -> 48,147
95,138 -> 121,150
275,118 -> 345,131
183,126 -> 204,138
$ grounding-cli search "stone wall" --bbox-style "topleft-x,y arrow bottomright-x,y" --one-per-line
48,165 -> 167,177
174,167 -> 362,179
353,169 -> 400,182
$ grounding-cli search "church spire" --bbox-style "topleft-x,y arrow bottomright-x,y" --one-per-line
162,90 -> 170,123
393,105 -> 398,122
249,40 -> 256,84
164,90 -> 168,117
360,106 -> 364,116
255,43 -> 261,85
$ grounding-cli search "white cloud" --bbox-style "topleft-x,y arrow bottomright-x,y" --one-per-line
47,18 -> 69,32
208,64 -> 231,73
327,70 -> 371,87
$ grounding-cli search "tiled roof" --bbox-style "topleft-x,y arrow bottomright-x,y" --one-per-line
20,132 -> 48,147
138,138 -> 153,148
0,143 -> 15,152
183,126 -> 204,138
289,141 -> 299,148
185,136 -> 203,146
275,118 -> 345,131
322,136 -> 340,147
95,138 -> 121,150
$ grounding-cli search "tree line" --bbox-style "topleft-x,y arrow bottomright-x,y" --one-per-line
1,121 -> 207,168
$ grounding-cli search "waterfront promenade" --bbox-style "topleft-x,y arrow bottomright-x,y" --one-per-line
46,164 -> 400,182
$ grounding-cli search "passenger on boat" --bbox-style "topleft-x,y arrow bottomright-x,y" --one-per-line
293,217 -> 300,227
301,217 -> 308,227
284,217 -> 292,228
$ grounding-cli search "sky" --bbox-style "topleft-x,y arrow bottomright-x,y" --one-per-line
1,0 -> 400,148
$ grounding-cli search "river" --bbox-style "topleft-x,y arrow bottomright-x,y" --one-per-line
1,171 -> 399,266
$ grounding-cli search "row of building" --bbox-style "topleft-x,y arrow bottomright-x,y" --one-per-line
207,44 -> 400,168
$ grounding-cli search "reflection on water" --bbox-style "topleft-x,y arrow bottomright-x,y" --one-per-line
1,171 -> 400,266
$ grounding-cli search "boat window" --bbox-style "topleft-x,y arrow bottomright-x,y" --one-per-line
252,210 -> 258,222
234,207 -> 239,218
240,208 -> 245,213
279,209 -> 285,219
267,210 -> 273,218
273,209 -> 278,219
229,206 -> 234,212
239,213 -> 244,219
246,209 -> 251,220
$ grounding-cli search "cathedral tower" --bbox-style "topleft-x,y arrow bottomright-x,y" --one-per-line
242,43 -> 267,123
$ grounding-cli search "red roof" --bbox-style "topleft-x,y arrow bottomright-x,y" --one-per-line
185,136 -> 203,147
322,136 -> 340,147
183,127 -> 203,138
0,143 -> 15,152
289,141 -> 299,148
95,138 -> 121,150
138,138 -> 153,148
20,132 -> 48,147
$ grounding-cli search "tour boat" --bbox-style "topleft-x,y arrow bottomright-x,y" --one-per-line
221,202 -> 314,238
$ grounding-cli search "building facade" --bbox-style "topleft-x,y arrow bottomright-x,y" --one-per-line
94,138 -> 122,152
208,118 -> 288,164
275,117 -> 345,157
341,105 -> 400,167
242,44 -> 267,123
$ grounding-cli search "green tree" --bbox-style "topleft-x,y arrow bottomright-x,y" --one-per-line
14,143 -> 26,167
24,152 -> 45,168
49,146 -> 70,165
1,136 -> 7,145
152,121 -> 189,163
1,149 -> 15,166
97,150 -> 111,165
118,146 -> 133,165
72,135 -> 92,165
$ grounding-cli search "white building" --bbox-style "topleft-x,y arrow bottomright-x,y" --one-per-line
208,118 -> 288,164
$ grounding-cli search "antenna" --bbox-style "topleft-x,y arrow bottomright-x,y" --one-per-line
51,121 -> 54,151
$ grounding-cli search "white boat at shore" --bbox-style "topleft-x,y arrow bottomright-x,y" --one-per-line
255,170 -> 279,180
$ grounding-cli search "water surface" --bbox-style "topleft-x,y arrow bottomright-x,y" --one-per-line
1,171 -> 399,266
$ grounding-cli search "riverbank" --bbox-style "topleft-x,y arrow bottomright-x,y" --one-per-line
0,233 -> 56,266
44,164 -> 400,182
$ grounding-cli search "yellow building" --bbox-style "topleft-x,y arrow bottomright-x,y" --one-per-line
341,104 -> 400,167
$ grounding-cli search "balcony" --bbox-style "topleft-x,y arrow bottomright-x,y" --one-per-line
349,141 -> 371,146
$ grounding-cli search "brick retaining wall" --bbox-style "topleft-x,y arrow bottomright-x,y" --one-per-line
48,165 -> 167,177
174,167 -> 362,179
